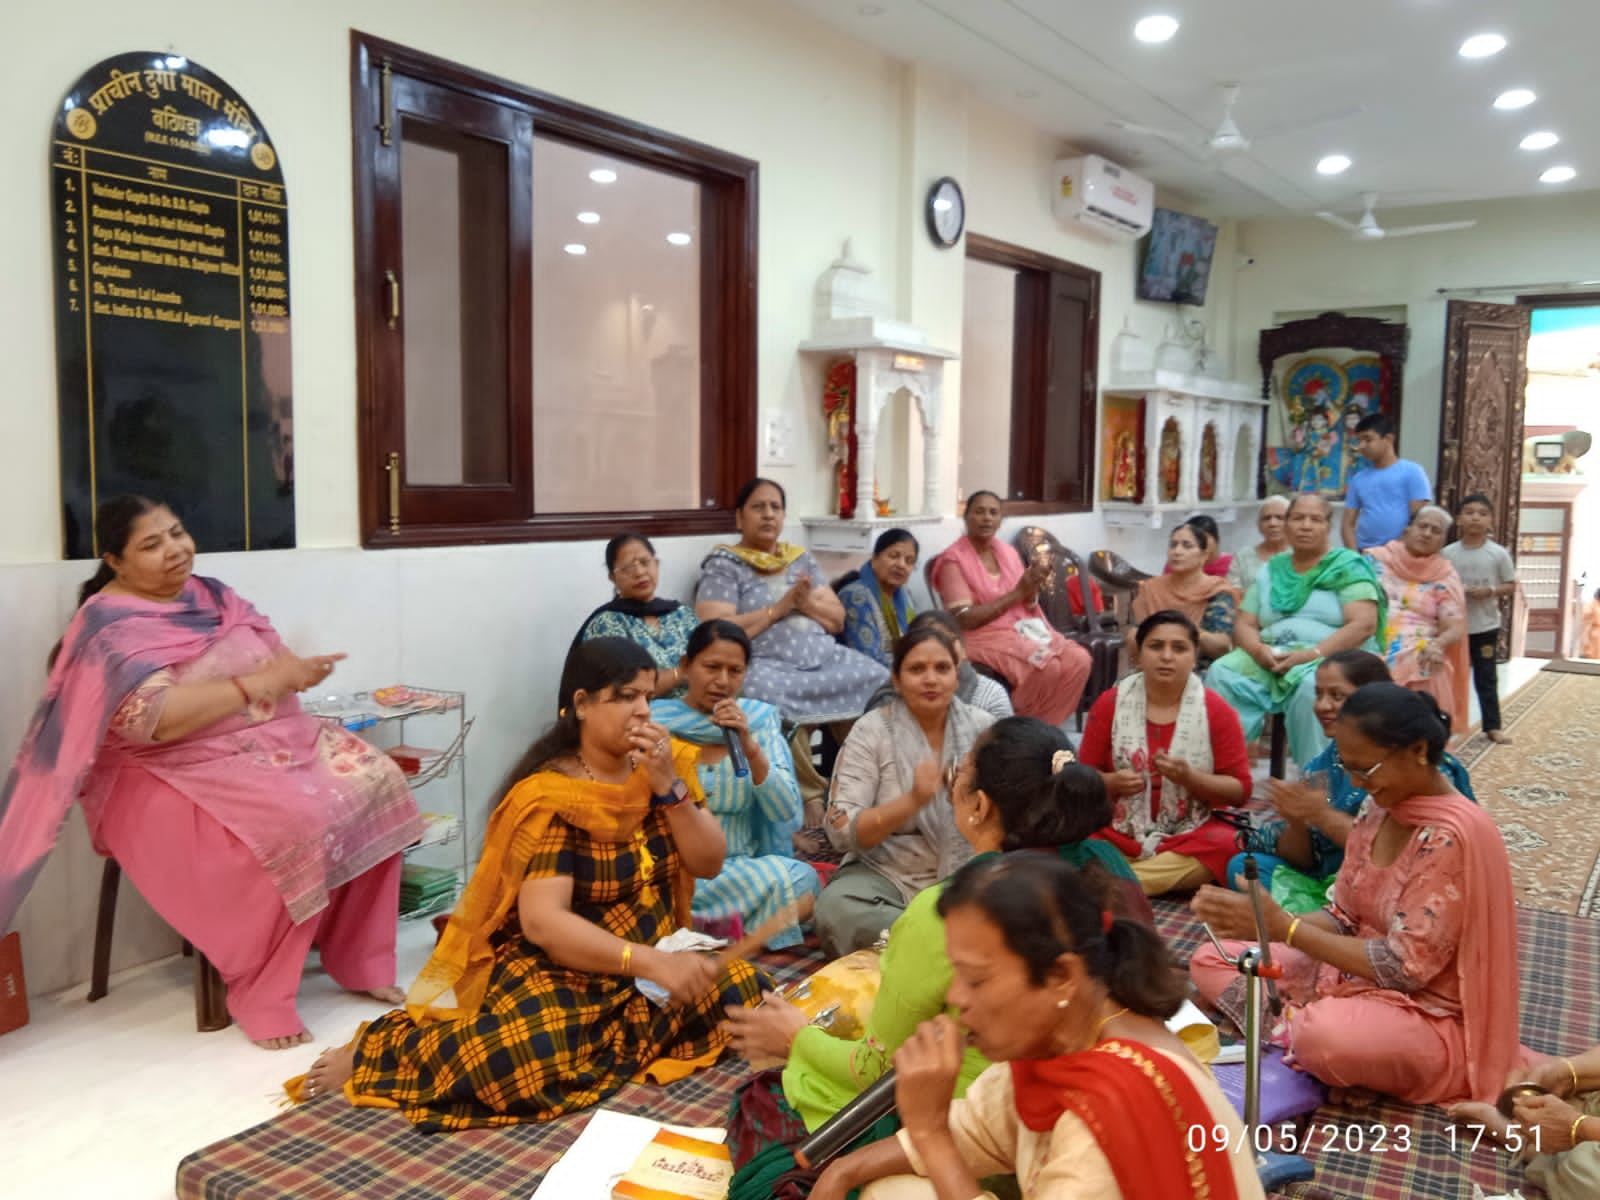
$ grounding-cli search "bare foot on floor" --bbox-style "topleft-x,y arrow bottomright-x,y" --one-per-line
361,986 -> 405,1006
303,1044 -> 357,1100
254,1029 -> 314,1051
1487,730 -> 1513,745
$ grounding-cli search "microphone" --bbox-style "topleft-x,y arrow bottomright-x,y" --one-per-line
794,1068 -> 898,1170
724,725 -> 750,778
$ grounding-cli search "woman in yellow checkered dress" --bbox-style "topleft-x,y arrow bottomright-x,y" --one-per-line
301,638 -> 767,1129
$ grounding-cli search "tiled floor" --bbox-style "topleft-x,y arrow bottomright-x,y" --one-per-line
0,919 -> 438,1199
0,660 -> 1551,1198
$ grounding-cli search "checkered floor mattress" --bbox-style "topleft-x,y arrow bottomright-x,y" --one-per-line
177,906 -> 1598,1200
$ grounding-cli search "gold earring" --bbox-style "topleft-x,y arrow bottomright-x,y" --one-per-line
1056,997 -> 1070,1010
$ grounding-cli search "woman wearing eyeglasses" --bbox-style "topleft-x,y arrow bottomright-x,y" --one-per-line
1189,683 -> 1521,1106
576,533 -> 699,697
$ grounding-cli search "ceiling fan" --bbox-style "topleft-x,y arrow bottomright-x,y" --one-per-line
1109,83 -> 1358,157
1315,193 -> 1477,240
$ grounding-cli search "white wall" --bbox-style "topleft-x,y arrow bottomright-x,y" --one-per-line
1232,190 -> 1600,471
0,1 -> 1249,992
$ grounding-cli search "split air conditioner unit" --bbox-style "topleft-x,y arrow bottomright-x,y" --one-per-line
1054,155 -> 1154,241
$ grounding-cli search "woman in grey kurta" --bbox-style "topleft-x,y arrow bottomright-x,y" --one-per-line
814,624 -> 995,956
695,478 -> 888,724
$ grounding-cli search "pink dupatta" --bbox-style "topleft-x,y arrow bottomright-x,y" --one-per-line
0,577 -> 420,932
933,536 -> 1066,663
1390,792 -> 1521,1102
1368,540 -> 1471,731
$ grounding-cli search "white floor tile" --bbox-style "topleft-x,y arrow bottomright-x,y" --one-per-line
0,920 -> 437,1199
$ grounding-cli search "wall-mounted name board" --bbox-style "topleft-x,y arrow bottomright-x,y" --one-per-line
51,52 -> 294,557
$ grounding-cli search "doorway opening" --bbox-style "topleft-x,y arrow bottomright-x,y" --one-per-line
1518,300 -> 1599,660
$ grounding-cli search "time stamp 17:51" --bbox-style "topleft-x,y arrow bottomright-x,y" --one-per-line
1186,1122 -> 1542,1156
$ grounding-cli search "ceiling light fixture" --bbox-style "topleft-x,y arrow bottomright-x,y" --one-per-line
588,168 -> 618,183
1133,15 -> 1179,44
1493,89 -> 1536,110
563,243 -> 587,255
1316,154 -> 1352,176
1457,33 -> 1506,59
1540,165 -> 1577,184
577,211 -> 600,224
1520,131 -> 1559,151
666,232 -> 693,246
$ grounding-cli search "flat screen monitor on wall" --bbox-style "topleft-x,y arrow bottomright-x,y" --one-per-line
1137,208 -> 1218,306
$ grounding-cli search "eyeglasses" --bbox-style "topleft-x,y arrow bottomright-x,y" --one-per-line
612,556 -> 657,576
1346,754 -> 1391,786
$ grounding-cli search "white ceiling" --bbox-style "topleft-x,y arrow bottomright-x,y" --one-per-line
781,0 -> 1600,218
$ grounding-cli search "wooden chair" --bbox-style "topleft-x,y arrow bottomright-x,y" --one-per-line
89,858 -> 230,1032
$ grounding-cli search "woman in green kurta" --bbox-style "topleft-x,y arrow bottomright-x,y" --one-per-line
725,717 -> 1142,1134
1206,493 -> 1385,764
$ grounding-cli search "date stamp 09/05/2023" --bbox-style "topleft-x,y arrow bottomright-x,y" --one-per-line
1185,1122 -> 1545,1157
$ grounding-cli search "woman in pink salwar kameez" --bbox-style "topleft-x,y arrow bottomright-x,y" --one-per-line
1189,682 -> 1521,1106
0,497 -> 423,1048
931,492 -> 1090,727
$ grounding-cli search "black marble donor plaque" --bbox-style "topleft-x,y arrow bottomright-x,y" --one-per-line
51,52 -> 294,557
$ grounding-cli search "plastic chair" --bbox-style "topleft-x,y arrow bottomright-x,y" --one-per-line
89,858 -> 230,1032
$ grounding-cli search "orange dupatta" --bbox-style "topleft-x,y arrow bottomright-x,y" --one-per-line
1011,1039 -> 1241,1200
403,739 -> 703,1025
1131,569 -> 1236,628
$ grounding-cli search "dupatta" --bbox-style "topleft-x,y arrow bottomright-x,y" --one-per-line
1011,1039 -> 1241,1200
1134,569 -> 1234,627
405,739 -> 703,1024
714,542 -> 807,575
856,561 -> 914,644
1264,547 -> 1385,632
571,595 -> 684,653
1,578 -> 279,930
1366,539 -> 1471,729
1387,792 -> 1521,1101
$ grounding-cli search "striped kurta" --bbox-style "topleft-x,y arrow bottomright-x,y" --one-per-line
655,698 -> 820,949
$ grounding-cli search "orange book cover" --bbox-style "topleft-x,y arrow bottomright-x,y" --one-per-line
610,1129 -> 732,1200
0,931 -> 29,1036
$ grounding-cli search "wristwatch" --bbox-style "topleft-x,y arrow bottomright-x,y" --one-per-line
650,779 -> 690,811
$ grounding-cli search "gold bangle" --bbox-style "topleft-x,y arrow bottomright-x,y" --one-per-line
1285,917 -> 1302,947
1572,1114 -> 1588,1147
1567,1058 -> 1582,1092
620,943 -> 633,975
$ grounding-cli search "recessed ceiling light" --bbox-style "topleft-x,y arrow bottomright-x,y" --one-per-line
1493,89 -> 1536,110
1458,33 -> 1506,59
588,168 -> 618,183
1134,14 -> 1179,43
1316,154 -> 1352,176
576,210 -> 600,224
1520,131 -> 1559,151
563,243 -> 587,255
1540,165 -> 1577,184
666,232 -> 692,246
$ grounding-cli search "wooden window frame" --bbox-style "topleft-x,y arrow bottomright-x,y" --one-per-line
964,233 -> 1100,516
351,32 -> 758,547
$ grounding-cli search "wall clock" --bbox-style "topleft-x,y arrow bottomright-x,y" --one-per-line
925,176 -> 965,248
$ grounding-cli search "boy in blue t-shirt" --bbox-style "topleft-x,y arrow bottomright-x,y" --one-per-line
1340,413 -> 1432,549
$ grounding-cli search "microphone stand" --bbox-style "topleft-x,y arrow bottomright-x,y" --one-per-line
1203,811 -> 1314,1191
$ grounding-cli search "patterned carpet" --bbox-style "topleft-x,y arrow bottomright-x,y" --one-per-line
1454,670 -> 1600,916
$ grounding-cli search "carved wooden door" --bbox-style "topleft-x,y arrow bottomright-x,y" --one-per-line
1438,300 -> 1530,657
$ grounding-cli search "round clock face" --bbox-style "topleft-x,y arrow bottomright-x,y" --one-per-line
926,176 -> 965,247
